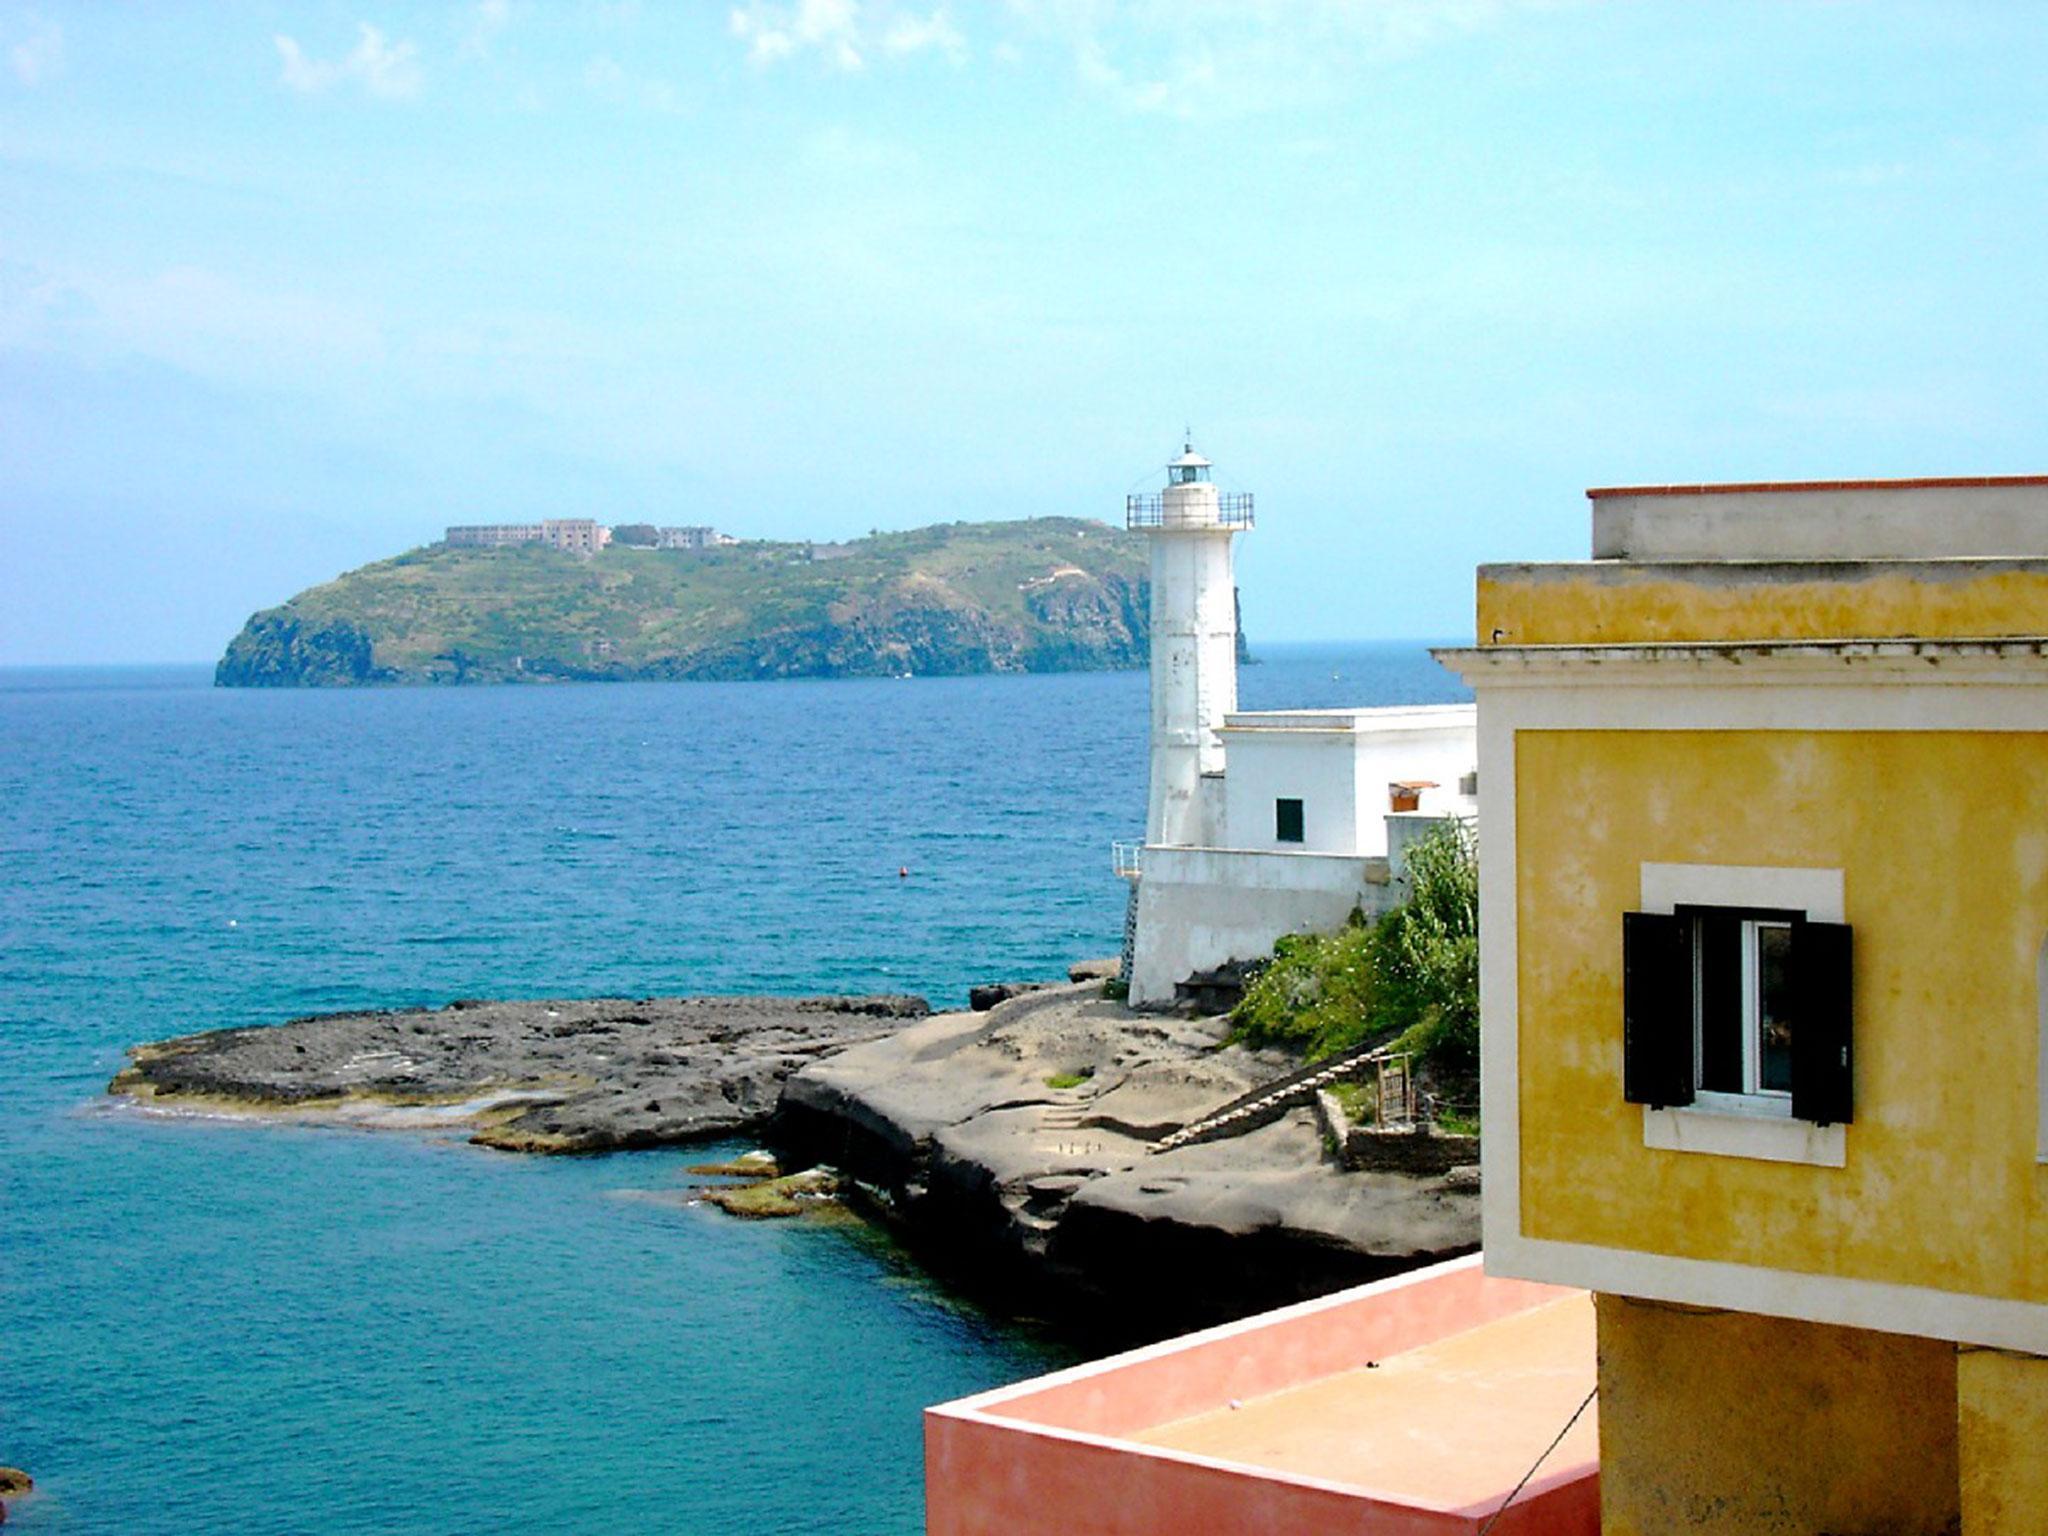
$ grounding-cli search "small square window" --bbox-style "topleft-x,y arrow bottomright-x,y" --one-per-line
1623,903 -> 1853,1125
1275,798 -> 1304,844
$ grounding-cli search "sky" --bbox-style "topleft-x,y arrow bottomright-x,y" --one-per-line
2,1 -> 2046,664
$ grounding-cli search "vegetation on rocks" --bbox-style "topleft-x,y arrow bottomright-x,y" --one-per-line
216,516 -> 1160,685
1231,819 -> 1480,1075
699,1167 -> 842,1219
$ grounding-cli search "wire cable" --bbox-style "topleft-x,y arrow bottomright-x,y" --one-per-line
1474,1385 -> 1597,1536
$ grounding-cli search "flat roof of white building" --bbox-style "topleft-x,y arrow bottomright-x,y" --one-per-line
1221,703 -> 1475,734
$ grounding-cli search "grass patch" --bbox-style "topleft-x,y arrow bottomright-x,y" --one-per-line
1326,1079 -> 1374,1123
1044,1069 -> 1093,1090
1435,1105 -> 1482,1137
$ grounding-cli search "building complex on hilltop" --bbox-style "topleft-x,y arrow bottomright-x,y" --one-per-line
443,520 -> 737,554
1115,442 -> 1477,1006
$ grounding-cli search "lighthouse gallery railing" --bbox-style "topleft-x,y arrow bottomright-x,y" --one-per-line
1125,492 -> 1255,530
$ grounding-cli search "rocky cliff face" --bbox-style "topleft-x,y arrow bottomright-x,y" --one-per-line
671,578 -> 1147,681
216,614 -> 389,687
214,518 -> 1171,686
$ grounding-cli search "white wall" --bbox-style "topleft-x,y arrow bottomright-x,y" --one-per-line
1145,527 -> 1240,847
1221,728 -> 1359,853
1354,719 -> 1478,847
1219,705 -> 1476,857
1128,846 -> 1399,1007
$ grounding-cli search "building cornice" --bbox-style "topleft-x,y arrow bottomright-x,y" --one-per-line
1585,474 -> 2048,500
1434,638 -> 2048,688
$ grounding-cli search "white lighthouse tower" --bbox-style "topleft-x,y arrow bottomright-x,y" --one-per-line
1129,440 -> 1254,849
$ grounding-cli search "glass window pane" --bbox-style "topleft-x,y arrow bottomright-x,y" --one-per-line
1757,922 -> 1794,1093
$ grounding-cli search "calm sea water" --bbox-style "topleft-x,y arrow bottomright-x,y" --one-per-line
0,644 -> 1467,1534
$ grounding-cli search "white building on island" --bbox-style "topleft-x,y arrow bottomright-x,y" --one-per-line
445,519 -> 611,553
445,521 -> 736,554
1117,442 -> 1476,1006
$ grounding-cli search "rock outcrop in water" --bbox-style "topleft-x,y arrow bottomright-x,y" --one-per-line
111,978 -> 1478,1344
111,994 -> 929,1153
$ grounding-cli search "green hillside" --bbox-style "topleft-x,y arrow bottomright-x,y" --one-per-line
216,518 -> 1157,686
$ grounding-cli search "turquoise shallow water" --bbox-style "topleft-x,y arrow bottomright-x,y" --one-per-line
0,646 -> 1465,1534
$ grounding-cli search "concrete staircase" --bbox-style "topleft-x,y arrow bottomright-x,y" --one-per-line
1040,1100 -> 1087,1132
1149,1037 -> 1399,1154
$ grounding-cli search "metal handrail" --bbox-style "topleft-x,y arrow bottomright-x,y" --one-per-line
1111,840 -> 1143,879
1125,492 -> 1255,531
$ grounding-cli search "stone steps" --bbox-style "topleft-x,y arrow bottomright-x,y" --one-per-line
1149,1039 -> 1401,1154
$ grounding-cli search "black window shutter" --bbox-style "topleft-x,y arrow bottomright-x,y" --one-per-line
1791,920 -> 1854,1125
1623,911 -> 1694,1108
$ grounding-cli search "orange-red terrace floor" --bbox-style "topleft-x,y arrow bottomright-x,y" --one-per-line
1133,1293 -> 1595,1503
925,1256 -> 1599,1536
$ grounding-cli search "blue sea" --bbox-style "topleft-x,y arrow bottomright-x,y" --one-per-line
0,644 -> 1467,1534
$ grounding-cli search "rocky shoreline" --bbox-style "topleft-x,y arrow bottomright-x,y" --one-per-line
111,976 -> 1480,1345
769,981 -> 1480,1342
110,993 -> 929,1153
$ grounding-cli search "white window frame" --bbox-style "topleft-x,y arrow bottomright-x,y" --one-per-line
1690,915 -> 1794,1117
1641,863 -> 1847,1167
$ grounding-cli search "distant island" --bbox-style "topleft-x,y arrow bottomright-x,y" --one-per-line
216,516 -> 1178,686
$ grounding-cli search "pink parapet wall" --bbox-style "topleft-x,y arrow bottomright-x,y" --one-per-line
925,1255 -> 1599,1536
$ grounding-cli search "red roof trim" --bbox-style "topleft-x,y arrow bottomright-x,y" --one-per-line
1587,475 -> 2048,501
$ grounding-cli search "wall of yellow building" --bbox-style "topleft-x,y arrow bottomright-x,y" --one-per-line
1595,1295 -> 1959,1536
1959,1347 -> 2048,1535
1516,728 -> 2048,1303
1477,563 -> 2048,646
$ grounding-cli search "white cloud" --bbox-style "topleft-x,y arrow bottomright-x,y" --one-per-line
459,0 -> 510,60
729,0 -> 866,71
883,9 -> 966,63
1008,0 -> 1588,117
584,54 -> 681,114
275,23 -> 423,99
9,14 -> 62,87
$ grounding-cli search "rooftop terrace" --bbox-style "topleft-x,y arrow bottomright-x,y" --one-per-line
927,1256 -> 1598,1536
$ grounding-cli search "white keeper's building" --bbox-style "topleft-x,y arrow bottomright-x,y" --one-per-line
1116,443 -> 1477,1006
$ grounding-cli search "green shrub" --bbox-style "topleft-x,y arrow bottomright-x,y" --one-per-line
1230,918 -> 1382,1060
1230,819 -> 1478,1072
1371,819 -> 1479,1071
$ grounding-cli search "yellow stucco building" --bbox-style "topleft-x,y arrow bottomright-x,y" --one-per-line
1442,475 -> 2048,1535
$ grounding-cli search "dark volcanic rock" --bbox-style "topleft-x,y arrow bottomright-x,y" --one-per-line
769,983 -> 1480,1345
1169,957 -> 1266,1016
968,980 -> 1054,1011
112,994 -> 928,1153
